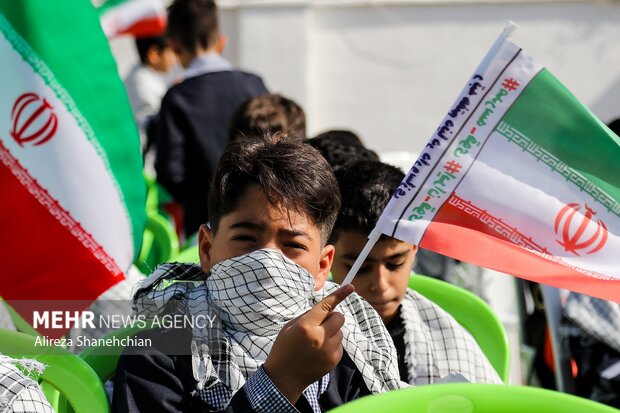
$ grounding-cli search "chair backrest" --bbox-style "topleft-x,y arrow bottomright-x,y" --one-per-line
328,383 -> 619,413
136,211 -> 180,274
409,274 -> 510,383
144,173 -> 173,212
0,329 -> 110,413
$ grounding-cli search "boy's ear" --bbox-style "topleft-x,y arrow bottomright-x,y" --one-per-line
214,34 -> 227,54
314,244 -> 335,291
146,45 -> 160,67
198,224 -> 214,273
410,244 -> 419,267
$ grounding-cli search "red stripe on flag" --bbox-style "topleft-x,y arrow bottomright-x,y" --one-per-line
421,195 -> 620,303
118,16 -> 167,38
0,142 -> 125,337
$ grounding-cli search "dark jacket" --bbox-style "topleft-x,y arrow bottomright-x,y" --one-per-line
113,327 -> 370,412
153,70 -> 268,235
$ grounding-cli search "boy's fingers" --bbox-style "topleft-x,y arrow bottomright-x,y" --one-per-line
321,311 -> 346,334
305,284 -> 354,325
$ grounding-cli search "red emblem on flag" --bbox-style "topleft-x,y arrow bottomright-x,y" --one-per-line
10,92 -> 58,147
554,203 -> 608,256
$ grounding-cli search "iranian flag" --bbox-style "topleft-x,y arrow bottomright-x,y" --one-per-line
98,0 -> 167,38
345,24 -> 620,303
0,1 -> 146,333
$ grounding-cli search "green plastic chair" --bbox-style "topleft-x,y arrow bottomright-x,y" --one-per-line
409,274 -> 510,383
0,329 -> 110,413
329,383 -> 619,413
144,173 -> 173,213
136,211 -> 180,274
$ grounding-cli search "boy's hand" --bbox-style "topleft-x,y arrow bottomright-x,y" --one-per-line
263,284 -> 355,404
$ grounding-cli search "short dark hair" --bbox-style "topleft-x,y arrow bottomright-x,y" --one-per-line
230,94 -> 306,142
307,130 -> 379,173
208,134 -> 341,244
135,36 -> 168,64
329,160 -> 403,243
167,0 -> 219,52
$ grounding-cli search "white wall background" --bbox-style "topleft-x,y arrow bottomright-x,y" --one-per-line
111,1 -> 620,157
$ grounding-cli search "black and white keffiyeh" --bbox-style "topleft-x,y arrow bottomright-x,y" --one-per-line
564,292 -> 620,353
0,356 -> 54,413
133,249 -> 406,409
400,289 -> 502,385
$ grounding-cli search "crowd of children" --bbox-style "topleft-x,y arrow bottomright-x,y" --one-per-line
3,0 -> 616,412
103,1 -> 510,411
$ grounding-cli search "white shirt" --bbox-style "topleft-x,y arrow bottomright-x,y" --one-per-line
124,64 -> 169,132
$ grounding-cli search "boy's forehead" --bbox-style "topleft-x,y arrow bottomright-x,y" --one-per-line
219,194 -> 319,238
223,186 -> 317,226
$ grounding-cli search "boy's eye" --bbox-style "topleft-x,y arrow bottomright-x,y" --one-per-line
232,235 -> 256,243
358,265 -> 371,274
386,261 -> 406,271
343,263 -> 370,276
284,242 -> 307,251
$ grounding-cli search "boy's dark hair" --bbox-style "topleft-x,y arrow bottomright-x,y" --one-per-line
135,36 -> 168,64
167,0 -> 218,53
230,94 -> 306,142
329,160 -> 403,244
208,134 -> 341,244
307,130 -> 379,173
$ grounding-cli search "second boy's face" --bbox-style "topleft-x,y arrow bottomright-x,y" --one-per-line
198,185 -> 334,290
331,232 -> 417,323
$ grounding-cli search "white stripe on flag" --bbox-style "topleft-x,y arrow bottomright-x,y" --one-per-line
456,132 -> 620,279
0,24 -> 134,271
376,40 -> 542,246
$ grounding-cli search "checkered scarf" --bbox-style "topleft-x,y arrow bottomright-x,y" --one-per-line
400,289 -> 502,385
565,292 -> 620,353
133,249 -> 406,409
0,356 -> 53,413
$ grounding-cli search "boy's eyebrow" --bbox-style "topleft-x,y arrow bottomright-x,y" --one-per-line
229,221 -> 265,231
228,221 -> 313,241
386,250 -> 412,261
342,252 -> 377,263
281,228 -> 313,241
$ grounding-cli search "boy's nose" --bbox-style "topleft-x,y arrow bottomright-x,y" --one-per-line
373,267 -> 390,293
259,241 -> 281,255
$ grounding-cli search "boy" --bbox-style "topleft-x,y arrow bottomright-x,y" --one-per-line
125,36 -> 176,137
329,160 -> 502,385
113,136 -> 404,412
124,35 -> 177,173
154,0 -> 268,236
230,93 -> 306,142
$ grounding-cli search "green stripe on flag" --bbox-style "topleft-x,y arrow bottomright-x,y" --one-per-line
501,69 -> 620,212
97,0 -> 131,15
0,0 -> 146,260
